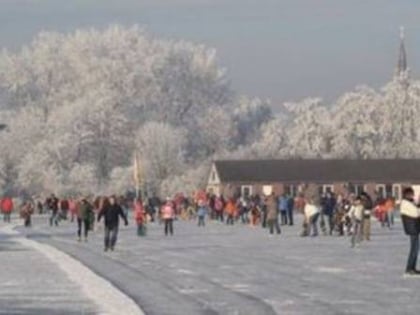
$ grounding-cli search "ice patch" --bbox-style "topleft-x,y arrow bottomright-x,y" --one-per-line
335,299 -> 367,305
316,267 -> 346,273
179,288 -> 209,294
177,268 -> 196,275
224,283 -> 250,292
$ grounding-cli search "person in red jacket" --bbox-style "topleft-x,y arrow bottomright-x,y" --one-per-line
69,198 -> 78,222
134,197 -> 147,236
161,199 -> 175,236
1,197 -> 14,223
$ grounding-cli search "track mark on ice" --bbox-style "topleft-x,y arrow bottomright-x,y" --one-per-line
316,267 -> 346,274
2,226 -> 144,315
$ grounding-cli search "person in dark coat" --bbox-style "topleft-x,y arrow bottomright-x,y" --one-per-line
20,201 -> 34,227
322,193 -> 337,235
46,194 -> 59,226
77,198 -> 94,242
60,198 -> 70,220
266,193 -> 281,235
400,187 -> 420,276
287,195 -> 295,226
148,194 -> 161,222
97,196 -> 128,251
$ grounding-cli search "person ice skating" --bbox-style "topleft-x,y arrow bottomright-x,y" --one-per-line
134,197 -> 147,236
36,200 -> 43,214
400,187 -> 420,276
59,198 -> 69,220
214,195 -> 225,222
278,194 -> 288,225
261,201 -> 268,228
375,199 -> 387,227
348,196 -> 364,248
97,196 -> 128,251
335,197 -> 351,236
250,200 -> 261,227
266,192 -> 281,235
77,198 -> 93,242
69,198 -> 77,222
186,201 -> 196,220
225,198 -> 237,225
119,195 -> 130,219
0,196 -> 14,223
322,193 -> 337,235
20,200 -> 34,227
343,194 -> 355,236
384,197 -> 396,229
287,194 -> 294,226
148,194 -> 161,223
46,194 -> 59,226
360,192 -> 373,241
304,197 -> 320,237
162,199 -> 175,236
197,201 -> 207,227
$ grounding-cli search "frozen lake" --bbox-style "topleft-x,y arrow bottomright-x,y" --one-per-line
15,214 -> 420,315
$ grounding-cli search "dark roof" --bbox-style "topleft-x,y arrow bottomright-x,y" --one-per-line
214,159 -> 420,183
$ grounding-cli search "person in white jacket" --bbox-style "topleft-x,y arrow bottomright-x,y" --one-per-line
348,197 -> 364,248
304,198 -> 320,237
400,187 -> 420,276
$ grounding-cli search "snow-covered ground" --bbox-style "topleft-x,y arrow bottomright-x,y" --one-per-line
0,221 -> 143,315
11,214 -> 420,315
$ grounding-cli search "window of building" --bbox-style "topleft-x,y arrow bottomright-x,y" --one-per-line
241,185 -> 253,198
319,185 -> 334,195
348,183 -> 365,196
376,184 -> 386,198
262,185 -> 273,196
284,184 -> 298,197
376,184 -> 393,198
385,184 -> 393,198
392,184 -> 401,200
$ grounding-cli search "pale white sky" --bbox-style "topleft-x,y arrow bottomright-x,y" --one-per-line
1,0 -> 419,106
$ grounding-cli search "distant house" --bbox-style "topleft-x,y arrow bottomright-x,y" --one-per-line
206,159 -> 420,200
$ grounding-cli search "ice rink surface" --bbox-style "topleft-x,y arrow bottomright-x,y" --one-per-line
0,232 -> 97,315
9,214 -> 420,315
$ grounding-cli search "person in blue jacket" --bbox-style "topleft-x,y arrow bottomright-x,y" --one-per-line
197,202 -> 207,227
278,194 -> 288,225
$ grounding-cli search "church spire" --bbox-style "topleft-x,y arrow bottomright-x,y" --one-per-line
395,26 -> 409,87
397,26 -> 407,75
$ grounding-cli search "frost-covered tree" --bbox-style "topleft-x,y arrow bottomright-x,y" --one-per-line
160,163 -> 210,198
108,166 -> 134,195
0,25 -> 237,195
330,86 -> 381,158
378,80 -> 420,158
232,97 -> 272,145
194,105 -> 236,156
250,118 -> 289,158
4,24 -> 420,197
283,98 -> 332,158
329,81 -> 420,159
136,122 -> 186,193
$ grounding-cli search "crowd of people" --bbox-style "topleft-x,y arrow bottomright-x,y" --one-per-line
1,186 -> 419,276
0,189 -> 396,242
